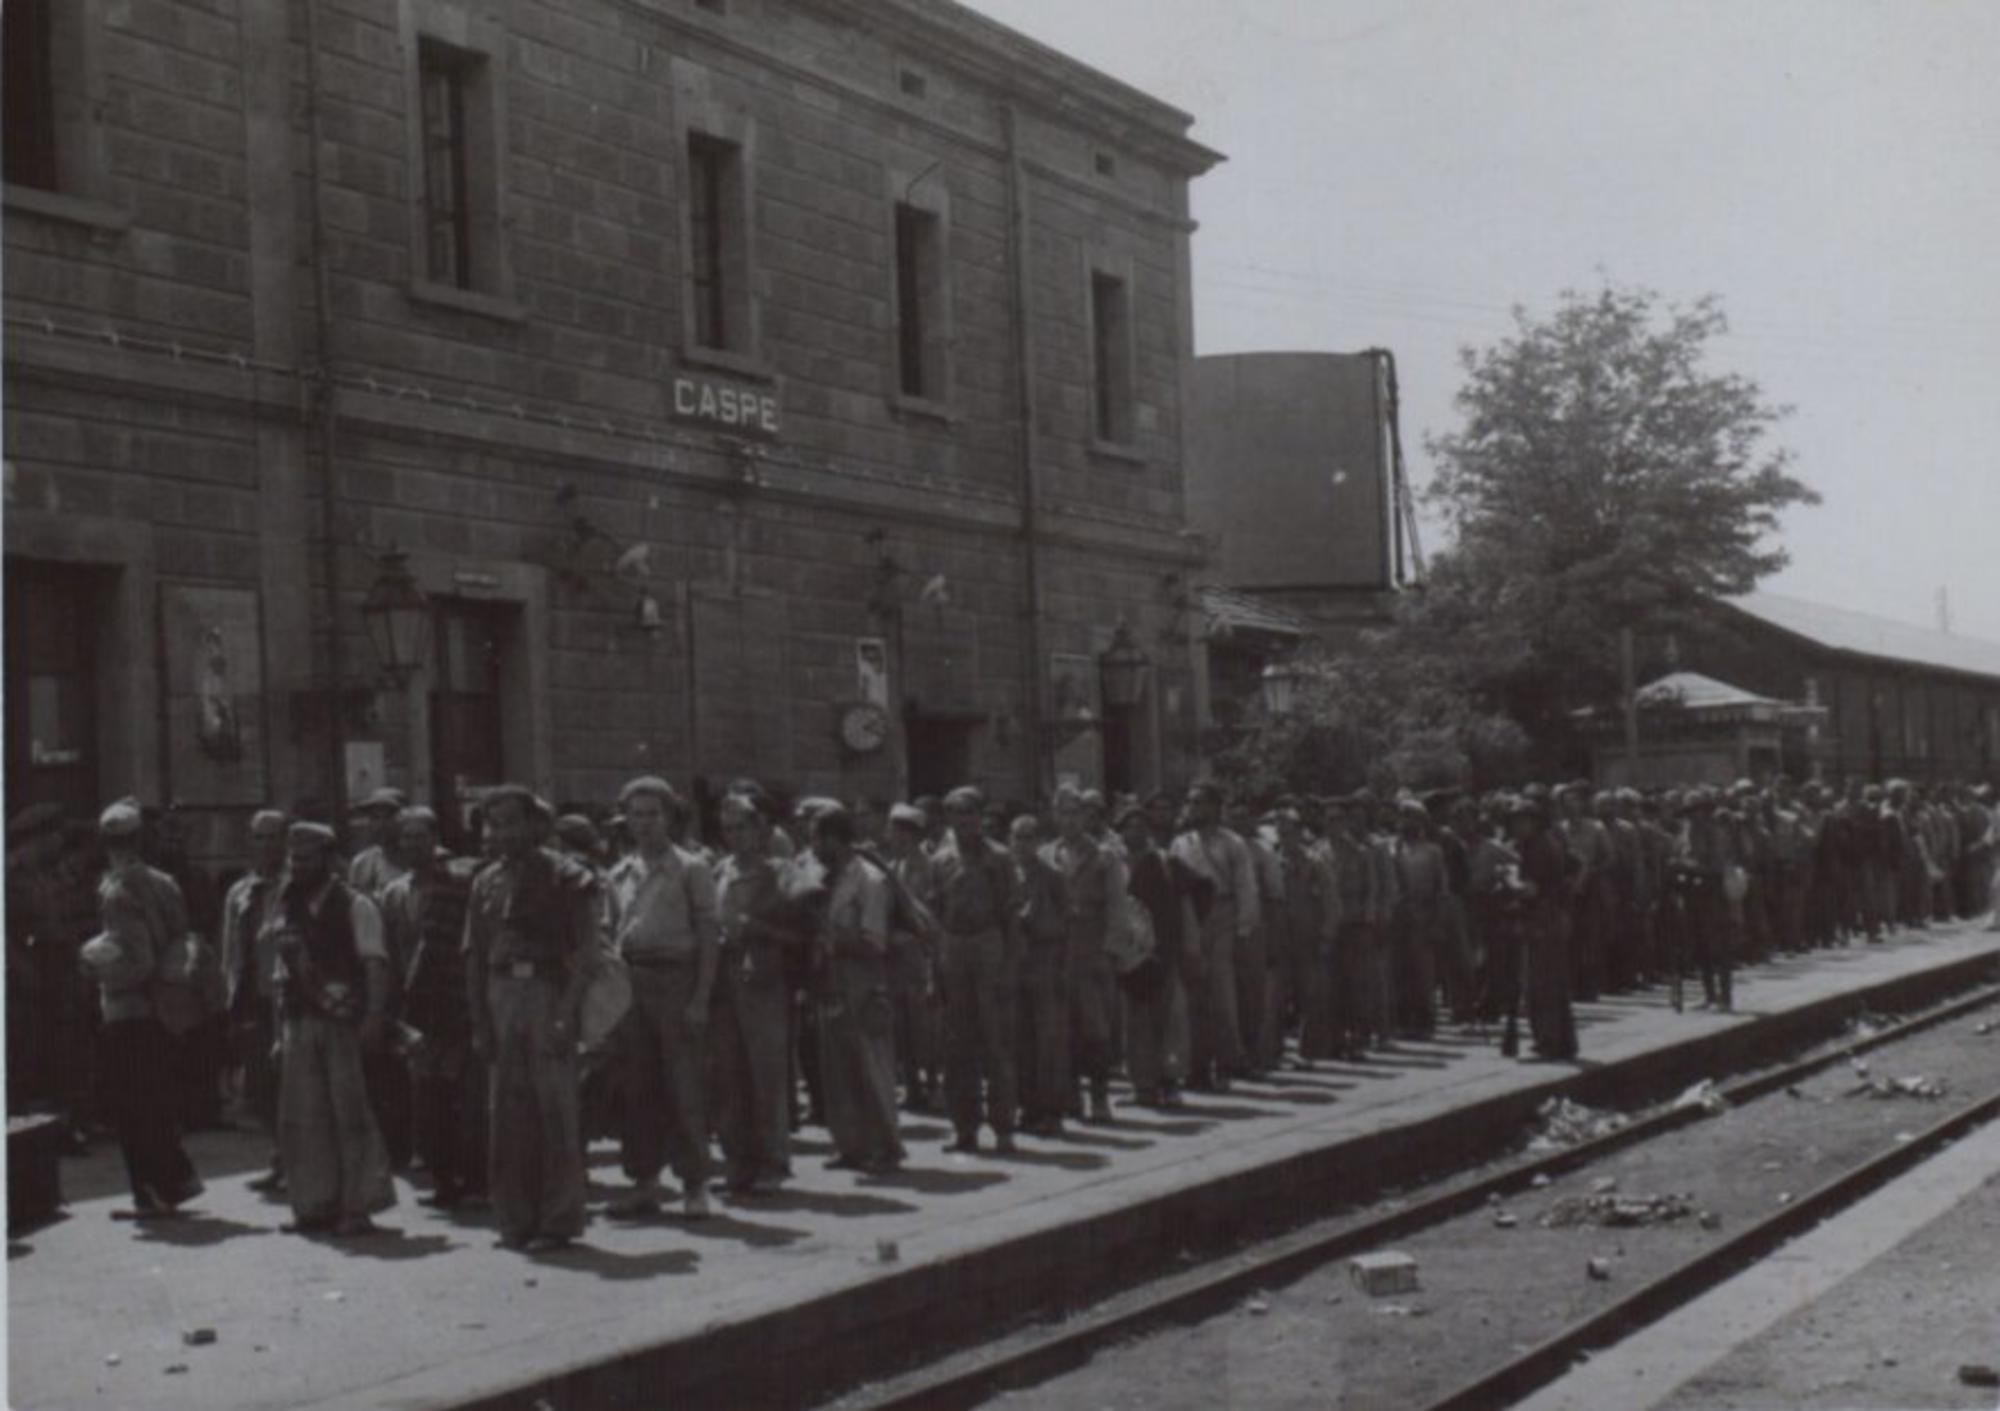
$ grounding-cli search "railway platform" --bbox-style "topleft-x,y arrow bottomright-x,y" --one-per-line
10,921 -> 1999,1411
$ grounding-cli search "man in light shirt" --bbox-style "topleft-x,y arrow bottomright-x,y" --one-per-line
605,776 -> 719,1220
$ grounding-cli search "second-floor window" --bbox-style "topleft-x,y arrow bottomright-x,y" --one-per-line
1091,270 -> 1134,444
3,0 -> 58,191
686,132 -> 752,353
895,202 -> 943,399
419,39 -> 478,289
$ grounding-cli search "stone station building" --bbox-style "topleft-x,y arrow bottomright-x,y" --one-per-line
3,0 -> 1222,860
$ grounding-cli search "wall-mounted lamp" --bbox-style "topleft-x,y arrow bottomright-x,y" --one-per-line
359,545 -> 432,688
1099,620 -> 1150,710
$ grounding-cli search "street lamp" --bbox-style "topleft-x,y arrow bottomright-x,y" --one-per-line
1099,621 -> 1150,710
1260,660 -> 1304,717
359,547 -> 432,689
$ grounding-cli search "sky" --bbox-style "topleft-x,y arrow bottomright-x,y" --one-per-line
965,0 -> 2000,642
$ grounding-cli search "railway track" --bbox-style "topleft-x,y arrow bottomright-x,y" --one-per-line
839,981 -> 2000,1411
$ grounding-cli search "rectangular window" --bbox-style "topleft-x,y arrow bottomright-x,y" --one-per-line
419,39 -> 476,289
685,131 -> 751,355
894,202 -> 942,399
3,0 -> 58,191
1091,270 -> 1134,444
688,134 -> 730,349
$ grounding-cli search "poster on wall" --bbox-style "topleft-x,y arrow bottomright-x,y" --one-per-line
855,636 -> 890,708
1048,652 -> 1103,788
160,583 -> 267,806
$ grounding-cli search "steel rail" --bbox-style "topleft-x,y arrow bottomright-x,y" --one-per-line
848,980 -> 2000,1411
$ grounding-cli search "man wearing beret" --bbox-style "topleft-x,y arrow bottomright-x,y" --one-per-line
81,798 -> 205,1220
266,819 -> 397,1235
465,785 -> 604,1249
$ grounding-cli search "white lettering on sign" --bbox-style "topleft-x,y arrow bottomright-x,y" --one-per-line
670,372 -> 779,439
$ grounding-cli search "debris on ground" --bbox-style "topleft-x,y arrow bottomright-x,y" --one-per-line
1974,1020 -> 1996,1037
1846,1012 -> 1889,1041
104,1354 -> 120,1367
1845,1074 -> 1949,1100
1526,1097 -> 1630,1151
1589,1176 -> 1618,1195
1493,1211 -> 1519,1229
1349,1251 -> 1420,1296
1586,1258 -> 1612,1281
1672,1079 -> 1729,1116
1699,1210 -> 1722,1230
164,1364 -> 189,1375
1245,1297 -> 1270,1316
1542,1193 -> 1699,1229
181,1329 -> 216,1347
1959,1364 -> 2000,1388
1530,1172 -> 1552,1188
1370,1302 -> 1429,1318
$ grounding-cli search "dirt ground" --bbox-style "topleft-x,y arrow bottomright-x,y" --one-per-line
981,1011 -> 2000,1411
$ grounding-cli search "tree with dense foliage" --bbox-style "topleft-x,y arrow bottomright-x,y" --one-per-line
1214,283 -> 1818,792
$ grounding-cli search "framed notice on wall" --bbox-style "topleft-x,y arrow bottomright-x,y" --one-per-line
160,583 -> 267,806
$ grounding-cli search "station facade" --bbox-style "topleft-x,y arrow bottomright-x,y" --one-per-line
3,0 -> 1223,860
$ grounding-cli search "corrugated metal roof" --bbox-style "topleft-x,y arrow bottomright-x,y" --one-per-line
1724,591 -> 2000,681
1199,585 -> 1312,642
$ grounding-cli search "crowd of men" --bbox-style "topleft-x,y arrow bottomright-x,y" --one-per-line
8,770 -> 1997,1253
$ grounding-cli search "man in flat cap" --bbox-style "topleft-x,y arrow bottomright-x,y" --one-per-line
265,819 -> 397,1235
604,776 -> 718,1221
347,787 -> 411,901
930,786 -> 1022,1152
221,807 -> 290,1190
80,798 -> 204,1220
465,784 -> 603,1249
382,806 -> 487,1210
1044,784 -> 1127,1124
884,802 -> 942,1113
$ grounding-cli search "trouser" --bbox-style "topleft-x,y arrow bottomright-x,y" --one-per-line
487,975 -> 586,1243
712,969 -> 791,1185
619,959 -> 711,1190
818,954 -> 903,1167
1186,899 -> 1243,1085
1341,921 -> 1388,1049
1958,850 -> 1993,920
1299,929 -> 1345,1061
1863,860 -> 1893,937
1570,882 -> 1606,1001
1684,881 -> 1734,1009
237,1003 -> 281,1131
941,928 -> 1017,1139
1231,918 -> 1267,1073
1261,921 -> 1308,1070
174,1013 -> 229,1130
412,1043 -> 488,1197
1122,963 -> 1184,1098
889,936 -> 940,1098
1525,906 -> 1578,1060
1479,911 -> 1524,1054
1397,904 -> 1439,1036
1016,943 -> 1068,1125
279,1010 -> 394,1224
1069,944 -> 1115,1101
1438,897 -> 1476,1023
100,1015 -> 202,1208
1775,865 -> 1808,952
364,1047 -> 413,1169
